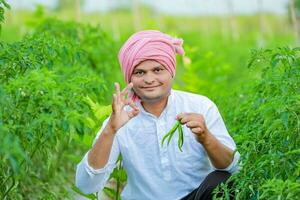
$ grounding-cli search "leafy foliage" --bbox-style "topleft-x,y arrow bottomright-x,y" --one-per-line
0,0 -> 10,32
0,19 -> 116,199
0,8 -> 299,200
215,47 -> 300,199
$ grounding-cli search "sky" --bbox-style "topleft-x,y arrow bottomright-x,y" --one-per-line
8,0 -> 289,16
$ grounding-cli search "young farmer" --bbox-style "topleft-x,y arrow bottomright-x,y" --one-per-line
76,30 -> 240,200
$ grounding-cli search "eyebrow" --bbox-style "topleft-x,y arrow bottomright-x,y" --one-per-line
133,66 -> 163,72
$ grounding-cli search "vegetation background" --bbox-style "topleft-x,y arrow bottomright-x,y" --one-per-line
0,0 -> 299,199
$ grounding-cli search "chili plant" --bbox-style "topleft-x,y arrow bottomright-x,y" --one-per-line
161,120 -> 184,152
0,0 -> 10,32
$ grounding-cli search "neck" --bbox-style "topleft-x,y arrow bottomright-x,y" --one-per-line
141,93 -> 170,118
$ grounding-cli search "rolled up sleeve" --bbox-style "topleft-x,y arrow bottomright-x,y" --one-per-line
204,100 -> 240,174
75,117 -> 120,194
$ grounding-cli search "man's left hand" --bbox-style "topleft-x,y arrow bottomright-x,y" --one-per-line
176,113 -> 210,144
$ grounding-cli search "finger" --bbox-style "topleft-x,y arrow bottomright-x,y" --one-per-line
176,113 -> 182,120
128,109 -> 140,118
120,82 -> 133,98
179,115 -> 193,124
197,114 -> 205,123
125,98 -> 139,110
191,127 -> 204,134
114,82 -> 121,101
201,117 -> 207,129
112,93 -> 117,112
192,115 -> 207,129
186,113 -> 202,121
186,120 -> 206,129
176,112 -> 194,120
176,112 -> 187,121
186,121 -> 200,128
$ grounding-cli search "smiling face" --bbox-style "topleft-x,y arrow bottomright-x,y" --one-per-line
130,60 -> 173,103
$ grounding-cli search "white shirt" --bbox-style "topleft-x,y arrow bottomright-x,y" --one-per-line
75,89 -> 240,200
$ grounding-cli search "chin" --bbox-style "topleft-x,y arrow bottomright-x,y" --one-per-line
140,92 -> 168,102
134,87 -> 171,101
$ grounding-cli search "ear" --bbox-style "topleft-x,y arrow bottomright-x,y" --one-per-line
130,86 -> 137,94
170,73 -> 175,80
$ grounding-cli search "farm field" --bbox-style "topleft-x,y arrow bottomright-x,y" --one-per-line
0,1 -> 299,199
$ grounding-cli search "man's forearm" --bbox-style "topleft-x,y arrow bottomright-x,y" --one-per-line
87,124 -> 116,170
200,132 -> 234,169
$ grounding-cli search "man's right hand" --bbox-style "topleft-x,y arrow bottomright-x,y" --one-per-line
107,82 -> 140,133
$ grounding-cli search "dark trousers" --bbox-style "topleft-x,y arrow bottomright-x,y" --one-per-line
180,170 -> 232,200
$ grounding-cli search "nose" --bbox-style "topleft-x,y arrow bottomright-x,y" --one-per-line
143,73 -> 155,84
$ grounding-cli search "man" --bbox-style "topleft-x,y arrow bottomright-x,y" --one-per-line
76,30 -> 240,200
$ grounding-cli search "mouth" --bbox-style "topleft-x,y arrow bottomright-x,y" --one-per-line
141,85 -> 160,90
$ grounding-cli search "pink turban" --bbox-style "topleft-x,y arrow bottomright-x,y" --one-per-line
118,30 -> 185,102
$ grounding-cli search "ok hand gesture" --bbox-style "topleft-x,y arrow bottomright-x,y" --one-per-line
108,82 -> 140,133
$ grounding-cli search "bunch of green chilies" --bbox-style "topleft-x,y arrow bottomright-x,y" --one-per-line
161,120 -> 184,152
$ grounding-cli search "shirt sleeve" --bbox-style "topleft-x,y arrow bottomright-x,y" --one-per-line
75,116 -> 120,194
204,100 -> 240,174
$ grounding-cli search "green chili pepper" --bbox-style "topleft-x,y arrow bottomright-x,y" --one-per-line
178,124 -> 184,152
161,121 -> 180,146
161,120 -> 184,152
167,122 -> 179,145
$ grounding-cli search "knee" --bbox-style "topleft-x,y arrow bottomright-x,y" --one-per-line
202,171 -> 232,194
194,171 -> 232,200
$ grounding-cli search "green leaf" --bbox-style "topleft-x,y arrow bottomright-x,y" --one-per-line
280,111 -> 289,129
71,184 -> 97,200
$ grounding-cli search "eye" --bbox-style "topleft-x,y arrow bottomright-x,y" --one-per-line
134,71 -> 144,76
154,68 -> 163,73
